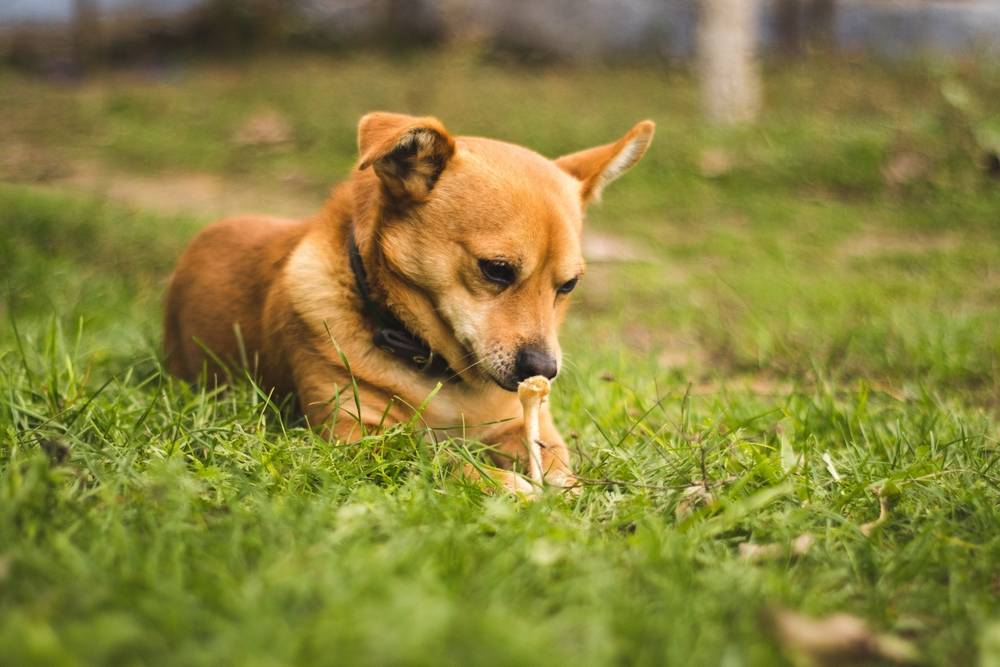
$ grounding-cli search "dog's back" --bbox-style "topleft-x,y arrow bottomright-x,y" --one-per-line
164,215 -> 309,387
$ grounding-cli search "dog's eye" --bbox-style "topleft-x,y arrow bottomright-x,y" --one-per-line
478,259 -> 516,287
557,277 -> 579,294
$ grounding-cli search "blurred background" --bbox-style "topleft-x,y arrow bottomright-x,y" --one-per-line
2,0 -> 999,400
3,1 -> 1000,69
4,7 -> 1000,664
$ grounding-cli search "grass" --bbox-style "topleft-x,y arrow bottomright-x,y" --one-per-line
2,50 -> 1000,666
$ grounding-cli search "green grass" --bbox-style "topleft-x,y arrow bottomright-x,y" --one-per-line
2,51 -> 1000,666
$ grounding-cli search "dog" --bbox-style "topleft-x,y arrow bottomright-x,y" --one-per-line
164,112 -> 654,493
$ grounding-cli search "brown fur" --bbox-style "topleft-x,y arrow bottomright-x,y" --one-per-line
165,112 -> 654,492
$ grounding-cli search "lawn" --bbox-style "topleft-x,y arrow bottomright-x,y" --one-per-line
1,51 -> 1000,666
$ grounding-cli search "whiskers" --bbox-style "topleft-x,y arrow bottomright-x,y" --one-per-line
446,354 -> 489,384
558,351 -> 580,374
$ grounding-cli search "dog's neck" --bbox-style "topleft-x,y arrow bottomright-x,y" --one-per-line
346,225 -> 457,380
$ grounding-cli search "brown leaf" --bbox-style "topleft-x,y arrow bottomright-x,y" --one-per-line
771,609 -> 920,665
675,484 -> 713,519
739,533 -> 814,562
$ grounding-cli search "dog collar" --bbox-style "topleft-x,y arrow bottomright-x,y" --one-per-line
347,228 -> 458,380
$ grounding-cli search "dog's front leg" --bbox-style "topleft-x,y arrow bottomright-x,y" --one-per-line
293,362 -> 399,442
300,388 -> 376,442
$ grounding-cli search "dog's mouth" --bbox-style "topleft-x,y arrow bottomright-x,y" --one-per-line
456,357 -> 517,392
448,346 -> 517,392
490,373 -> 519,393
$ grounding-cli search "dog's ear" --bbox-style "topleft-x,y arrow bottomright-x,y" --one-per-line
555,120 -> 655,204
357,112 -> 456,203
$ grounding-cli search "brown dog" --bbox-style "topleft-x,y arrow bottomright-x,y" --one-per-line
164,112 -> 654,493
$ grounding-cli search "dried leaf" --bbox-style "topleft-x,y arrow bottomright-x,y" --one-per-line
740,533 -> 814,562
822,452 -> 842,482
780,433 -> 802,473
675,484 -> 713,519
771,609 -> 920,665
860,483 -> 900,536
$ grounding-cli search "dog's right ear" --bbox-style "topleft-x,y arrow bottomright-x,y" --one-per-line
357,112 -> 456,203
556,120 -> 655,204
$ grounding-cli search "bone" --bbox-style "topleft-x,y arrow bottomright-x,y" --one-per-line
517,375 -> 551,487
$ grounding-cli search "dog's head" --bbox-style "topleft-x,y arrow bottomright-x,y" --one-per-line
353,112 -> 654,391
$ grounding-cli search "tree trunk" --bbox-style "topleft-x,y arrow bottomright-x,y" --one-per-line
71,0 -> 101,73
805,0 -> 836,51
774,0 -> 802,56
698,0 -> 761,125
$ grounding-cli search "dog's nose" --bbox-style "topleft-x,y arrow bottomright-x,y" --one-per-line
514,345 -> 558,382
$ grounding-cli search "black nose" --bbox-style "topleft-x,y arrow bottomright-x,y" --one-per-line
514,345 -> 558,383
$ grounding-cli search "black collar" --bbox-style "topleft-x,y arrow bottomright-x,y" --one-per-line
347,228 -> 458,380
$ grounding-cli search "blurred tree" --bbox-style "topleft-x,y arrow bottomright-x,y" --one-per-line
774,0 -> 802,55
805,0 -> 836,50
71,0 -> 101,72
773,0 -> 837,56
377,0 -> 445,48
188,0 -> 292,54
698,0 -> 761,124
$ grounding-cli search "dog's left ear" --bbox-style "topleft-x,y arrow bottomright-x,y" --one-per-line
357,112 -> 456,203
555,120 -> 655,204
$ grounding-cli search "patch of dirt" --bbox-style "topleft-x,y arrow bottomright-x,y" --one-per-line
656,336 -> 711,371
881,149 -> 931,188
14,157 -> 320,220
837,228 -> 962,260
698,147 -> 737,178
231,109 -> 294,148
690,375 -> 795,397
0,141 -> 71,183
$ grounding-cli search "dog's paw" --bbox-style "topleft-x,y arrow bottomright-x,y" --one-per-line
545,471 -> 582,496
461,463 -> 540,499
505,471 -> 541,499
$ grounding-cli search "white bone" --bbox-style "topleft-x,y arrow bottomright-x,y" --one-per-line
517,375 -> 551,487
